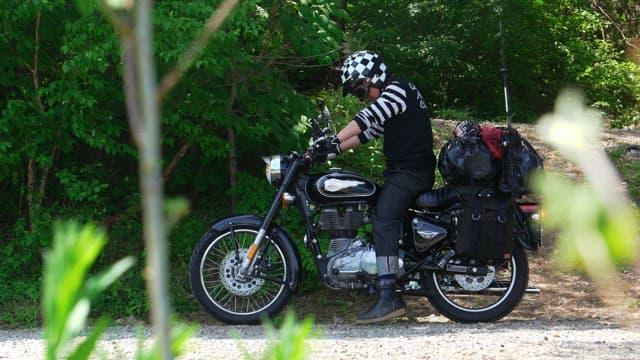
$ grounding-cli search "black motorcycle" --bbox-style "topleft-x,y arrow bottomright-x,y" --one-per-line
189,103 -> 542,324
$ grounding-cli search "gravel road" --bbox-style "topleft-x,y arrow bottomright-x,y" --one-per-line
2,320 -> 639,359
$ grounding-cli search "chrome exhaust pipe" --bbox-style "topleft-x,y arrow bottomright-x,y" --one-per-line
526,287 -> 541,294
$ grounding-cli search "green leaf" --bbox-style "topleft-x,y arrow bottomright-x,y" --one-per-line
74,0 -> 96,16
67,317 -> 110,360
83,256 -> 136,300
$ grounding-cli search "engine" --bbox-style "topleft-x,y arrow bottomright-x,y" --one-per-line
326,238 -> 377,288
316,204 -> 378,288
317,205 -> 366,239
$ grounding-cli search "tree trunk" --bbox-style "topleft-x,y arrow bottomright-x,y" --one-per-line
227,73 -> 239,215
339,0 -> 348,31
25,12 -> 58,231
227,127 -> 238,215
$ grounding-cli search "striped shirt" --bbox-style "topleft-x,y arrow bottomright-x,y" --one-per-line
353,79 -> 435,172
355,82 -> 408,144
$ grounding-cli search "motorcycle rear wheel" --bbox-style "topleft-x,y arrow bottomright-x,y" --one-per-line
422,246 -> 529,323
189,225 -> 297,324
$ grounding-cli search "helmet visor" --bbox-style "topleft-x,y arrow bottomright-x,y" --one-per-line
343,78 -> 371,101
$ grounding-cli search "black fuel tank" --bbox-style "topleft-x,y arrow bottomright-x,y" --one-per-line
307,169 -> 379,204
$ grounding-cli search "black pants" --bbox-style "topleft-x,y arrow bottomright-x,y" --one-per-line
372,168 -> 434,257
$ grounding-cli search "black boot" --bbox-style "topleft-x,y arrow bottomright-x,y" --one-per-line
357,277 -> 406,324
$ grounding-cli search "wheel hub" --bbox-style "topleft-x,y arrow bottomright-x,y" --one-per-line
454,266 -> 496,291
219,249 -> 265,296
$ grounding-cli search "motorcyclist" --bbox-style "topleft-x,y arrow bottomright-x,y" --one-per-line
325,50 -> 437,323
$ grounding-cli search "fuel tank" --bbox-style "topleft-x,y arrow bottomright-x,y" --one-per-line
307,169 -> 379,204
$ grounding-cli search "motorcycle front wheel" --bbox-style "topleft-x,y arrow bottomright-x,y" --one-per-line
189,225 -> 298,324
422,246 -> 529,323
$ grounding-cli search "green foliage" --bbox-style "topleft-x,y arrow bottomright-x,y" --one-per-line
347,0 -> 640,125
579,58 -> 640,128
43,221 -> 135,360
232,171 -> 274,215
434,108 -> 476,122
241,310 -> 318,360
42,221 -> 196,359
0,279 -> 40,328
0,0 -> 345,326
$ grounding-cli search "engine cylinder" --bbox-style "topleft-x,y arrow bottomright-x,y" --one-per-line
318,207 -> 365,239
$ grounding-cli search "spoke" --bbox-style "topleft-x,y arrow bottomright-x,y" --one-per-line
221,235 -> 233,255
209,284 -> 228,301
239,232 -> 252,248
263,283 -> 280,299
250,293 -> 265,311
204,257 -> 221,269
256,274 -> 286,284
210,247 -> 228,259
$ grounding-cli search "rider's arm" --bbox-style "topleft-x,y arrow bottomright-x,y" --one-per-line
336,120 -> 363,152
338,83 -> 409,153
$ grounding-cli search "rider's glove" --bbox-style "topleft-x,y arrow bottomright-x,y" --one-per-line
313,136 -> 342,162
326,136 -> 342,160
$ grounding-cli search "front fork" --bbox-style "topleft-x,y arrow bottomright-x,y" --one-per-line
236,159 -> 302,280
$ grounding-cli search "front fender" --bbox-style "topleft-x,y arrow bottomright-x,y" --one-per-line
209,214 -> 303,291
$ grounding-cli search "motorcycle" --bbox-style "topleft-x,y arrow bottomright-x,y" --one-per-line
189,103 -> 542,324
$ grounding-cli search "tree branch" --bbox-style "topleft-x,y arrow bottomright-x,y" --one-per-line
31,13 -> 45,113
162,143 -> 190,182
135,1 -> 171,358
591,1 -> 628,42
122,36 -> 144,147
156,0 -> 240,102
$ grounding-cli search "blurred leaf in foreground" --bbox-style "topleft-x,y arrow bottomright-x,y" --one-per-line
534,89 -> 638,309
43,221 -> 135,360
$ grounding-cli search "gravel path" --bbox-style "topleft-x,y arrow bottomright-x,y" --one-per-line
2,320 -> 639,359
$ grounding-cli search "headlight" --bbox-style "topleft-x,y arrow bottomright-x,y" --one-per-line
263,155 -> 288,185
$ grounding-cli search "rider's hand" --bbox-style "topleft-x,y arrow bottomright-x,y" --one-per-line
313,136 -> 342,162
326,136 -> 342,159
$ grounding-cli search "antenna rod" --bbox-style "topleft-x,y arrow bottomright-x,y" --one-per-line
499,17 -> 512,128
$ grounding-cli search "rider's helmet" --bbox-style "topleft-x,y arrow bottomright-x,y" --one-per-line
340,50 -> 388,100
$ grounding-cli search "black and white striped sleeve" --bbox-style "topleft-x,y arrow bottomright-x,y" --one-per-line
354,83 -> 408,144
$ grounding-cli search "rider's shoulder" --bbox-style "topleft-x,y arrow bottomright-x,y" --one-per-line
383,79 -> 419,94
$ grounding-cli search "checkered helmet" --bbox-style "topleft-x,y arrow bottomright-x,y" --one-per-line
340,50 -> 388,97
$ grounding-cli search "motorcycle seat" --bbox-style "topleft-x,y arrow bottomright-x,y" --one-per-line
416,185 -> 506,209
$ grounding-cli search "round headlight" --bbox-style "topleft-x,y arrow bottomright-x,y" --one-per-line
263,155 -> 287,185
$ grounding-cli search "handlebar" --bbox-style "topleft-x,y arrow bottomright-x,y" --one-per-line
309,100 -> 335,141
303,101 -> 337,163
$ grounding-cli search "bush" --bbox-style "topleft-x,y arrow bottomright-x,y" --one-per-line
578,58 -> 640,128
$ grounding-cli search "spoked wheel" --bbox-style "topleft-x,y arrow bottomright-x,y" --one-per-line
189,225 -> 298,324
423,246 -> 529,323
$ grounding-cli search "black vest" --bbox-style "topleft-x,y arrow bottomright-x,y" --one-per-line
382,80 -> 435,174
